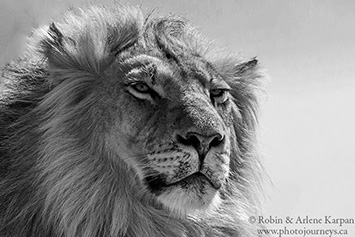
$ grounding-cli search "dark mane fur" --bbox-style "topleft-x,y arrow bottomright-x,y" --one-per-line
0,5 -> 267,237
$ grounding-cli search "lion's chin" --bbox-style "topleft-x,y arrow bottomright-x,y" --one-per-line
155,176 -> 222,217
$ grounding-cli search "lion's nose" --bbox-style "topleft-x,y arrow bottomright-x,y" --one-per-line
177,132 -> 224,161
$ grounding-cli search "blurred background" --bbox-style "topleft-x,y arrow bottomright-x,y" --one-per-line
1,0 -> 354,235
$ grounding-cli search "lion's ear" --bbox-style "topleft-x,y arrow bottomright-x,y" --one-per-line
42,23 -> 77,73
232,57 -> 263,89
226,57 -> 263,128
41,6 -> 143,77
234,58 -> 258,77
48,23 -> 64,47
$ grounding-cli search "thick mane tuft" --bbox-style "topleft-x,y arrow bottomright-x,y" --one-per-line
40,6 -> 143,75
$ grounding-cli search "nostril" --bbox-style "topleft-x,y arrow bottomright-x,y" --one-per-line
176,134 -> 186,145
176,133 -> 201,148
209,134 -> 224,149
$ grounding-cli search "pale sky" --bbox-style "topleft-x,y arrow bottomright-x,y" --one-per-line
1,0 -> 355,235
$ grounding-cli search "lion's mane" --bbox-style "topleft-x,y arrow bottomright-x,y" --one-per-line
0,5 -> 266,237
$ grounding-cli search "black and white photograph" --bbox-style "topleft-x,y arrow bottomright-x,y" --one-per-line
1,1 -> 354,236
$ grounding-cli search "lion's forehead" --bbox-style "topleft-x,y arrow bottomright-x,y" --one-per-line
121,53 -> 216,96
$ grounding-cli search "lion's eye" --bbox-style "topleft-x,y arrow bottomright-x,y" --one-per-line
127,82 -> 157,102
131,82 -> 150,93
210,89 -> 225,97
210,89 -> 229,104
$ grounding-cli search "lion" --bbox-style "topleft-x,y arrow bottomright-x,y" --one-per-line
0,5 -> 266,237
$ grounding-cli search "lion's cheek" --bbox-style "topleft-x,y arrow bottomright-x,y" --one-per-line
107,119 -> 148,174
201,143 -> 231,188
201,158 -> 230,190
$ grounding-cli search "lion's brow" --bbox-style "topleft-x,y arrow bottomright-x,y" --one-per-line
125,64 -> 166,97
125,64 -> 156,83
190,63 -> 213,87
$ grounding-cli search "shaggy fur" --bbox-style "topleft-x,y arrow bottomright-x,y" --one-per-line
0,5 -> 267,237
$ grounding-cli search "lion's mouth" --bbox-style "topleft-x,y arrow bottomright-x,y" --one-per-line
146,172 -> 221,193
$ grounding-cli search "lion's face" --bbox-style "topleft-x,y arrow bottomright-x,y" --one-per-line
103,54 -> 234,215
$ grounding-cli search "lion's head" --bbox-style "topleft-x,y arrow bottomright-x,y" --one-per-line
0,5 -> 266,237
